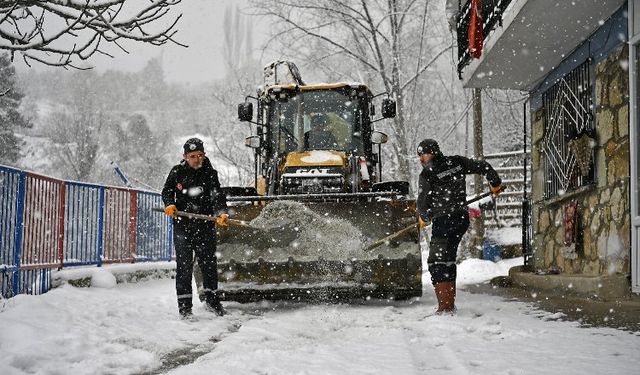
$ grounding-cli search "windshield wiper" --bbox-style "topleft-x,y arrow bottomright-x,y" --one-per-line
279,124 -> 298,147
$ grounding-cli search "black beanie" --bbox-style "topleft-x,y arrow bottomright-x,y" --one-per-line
183,138 -> 204,154
416,138 -> 441,156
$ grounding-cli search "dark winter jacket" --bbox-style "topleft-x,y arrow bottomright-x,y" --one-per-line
417,154 -> 501,221
162,157 -> 227,228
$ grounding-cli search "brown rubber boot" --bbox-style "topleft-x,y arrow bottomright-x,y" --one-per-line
434,281 -> 456,314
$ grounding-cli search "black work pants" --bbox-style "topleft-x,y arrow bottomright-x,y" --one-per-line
427,209 -> 470,284
173,222 -> 219,309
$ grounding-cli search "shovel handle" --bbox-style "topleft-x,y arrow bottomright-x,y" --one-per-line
364,223 -> 421,252
151,208 -> 252,228
365,189 -> 501,252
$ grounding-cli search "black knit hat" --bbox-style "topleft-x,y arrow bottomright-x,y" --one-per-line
183,138 -> 204,154
416,138 -> 441,156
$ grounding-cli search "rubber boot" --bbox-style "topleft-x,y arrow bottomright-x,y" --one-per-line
178,298 -> 193,319
434,281 -> 456,314
205,291 -> 226,317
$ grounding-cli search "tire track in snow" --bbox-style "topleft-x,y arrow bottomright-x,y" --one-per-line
432,342 -> 472,375
138,309 -> 264,375
387,305 -> 432,373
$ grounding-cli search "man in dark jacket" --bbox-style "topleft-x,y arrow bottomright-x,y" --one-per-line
416,139 -> 502,314
162,138 -> 229,318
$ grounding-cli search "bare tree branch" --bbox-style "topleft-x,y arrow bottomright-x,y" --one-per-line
400,42 -> 453,91
253,2 -> 382,75
361,0 -> 391,91
0,0 -> 184,68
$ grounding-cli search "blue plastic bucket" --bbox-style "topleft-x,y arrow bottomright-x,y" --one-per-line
482,240 -> 502,262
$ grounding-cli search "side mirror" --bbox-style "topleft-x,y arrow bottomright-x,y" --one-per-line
382,98 -> 396,118
371,131 -> 388,145
238,102 -> 253,122
244,135 -> 261,149
369,103 -> 376,117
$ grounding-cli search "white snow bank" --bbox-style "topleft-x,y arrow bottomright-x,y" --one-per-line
53,262 -> 176,288
486,226 -> 522,245
54,261 -> 176,282
457,257 -> 524,286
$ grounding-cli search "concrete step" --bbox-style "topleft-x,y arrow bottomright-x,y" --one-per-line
508,265 -> 631,301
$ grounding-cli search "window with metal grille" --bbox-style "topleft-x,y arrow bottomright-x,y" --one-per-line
541,60 -> 596,199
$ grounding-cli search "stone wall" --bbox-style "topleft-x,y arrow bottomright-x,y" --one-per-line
530,45 -> 631,277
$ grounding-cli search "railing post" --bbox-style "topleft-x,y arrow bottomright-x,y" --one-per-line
57,183 -> 66,270
97,187 -> 105,267
12,171 -> 26,297
129,190 -> 137,262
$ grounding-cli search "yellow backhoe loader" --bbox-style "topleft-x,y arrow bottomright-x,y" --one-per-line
217,61 -> 422,302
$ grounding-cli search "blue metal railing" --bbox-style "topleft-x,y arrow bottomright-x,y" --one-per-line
0,166 -> 24,298
64,181 -> 104,267
0,165 -> 173,298
136,191 -> 172,261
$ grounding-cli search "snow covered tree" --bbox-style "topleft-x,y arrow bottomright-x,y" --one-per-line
44,70 -> 109,181
0,0 -> 185,68
205,5 -> 260,186
0,52 -> 30,164
110,113 -> 169,189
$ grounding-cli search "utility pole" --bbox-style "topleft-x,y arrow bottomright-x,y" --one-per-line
472,88 -> 485,257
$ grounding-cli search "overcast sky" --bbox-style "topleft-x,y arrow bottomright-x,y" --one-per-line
15,0 -> 268,84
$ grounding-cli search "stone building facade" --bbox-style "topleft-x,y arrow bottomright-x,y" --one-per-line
531,45 -> 631,279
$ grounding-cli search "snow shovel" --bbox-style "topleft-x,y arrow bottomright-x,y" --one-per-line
151,207 -> 254,228
364,222 -> 425,251
364,189 -> 502,252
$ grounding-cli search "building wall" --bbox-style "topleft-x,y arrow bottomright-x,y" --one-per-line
531,45 -> 631,276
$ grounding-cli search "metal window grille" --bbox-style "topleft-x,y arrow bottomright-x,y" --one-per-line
542,60 -> 595,198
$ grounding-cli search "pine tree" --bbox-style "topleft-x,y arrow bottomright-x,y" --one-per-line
0,53 -> 30,164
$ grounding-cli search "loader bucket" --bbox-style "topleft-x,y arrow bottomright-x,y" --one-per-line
216,199 -> 422,302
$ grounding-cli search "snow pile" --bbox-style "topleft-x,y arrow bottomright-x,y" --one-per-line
90,269 -> 117,289
252,201 -> 365,259
219,200 -> 423,264
218,201 -> 368,262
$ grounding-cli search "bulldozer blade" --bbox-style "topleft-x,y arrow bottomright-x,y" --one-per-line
216,199 -> 422,302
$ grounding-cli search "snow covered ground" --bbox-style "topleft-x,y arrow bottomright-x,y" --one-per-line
1,258 -> 639,375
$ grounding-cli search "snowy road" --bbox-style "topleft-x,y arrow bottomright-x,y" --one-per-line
1,259 -> 640,375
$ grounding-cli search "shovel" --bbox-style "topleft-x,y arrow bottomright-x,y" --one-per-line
151,208 -> 254,228
364,222 -> 425,251
364,189 -> 502,252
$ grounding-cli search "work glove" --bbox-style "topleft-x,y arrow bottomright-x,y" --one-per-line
418,217 -> 429,228
164,204 -> 177,218
216,213 -> 229,227
490,184 -> 504,196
